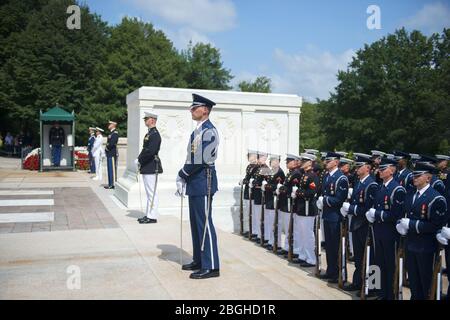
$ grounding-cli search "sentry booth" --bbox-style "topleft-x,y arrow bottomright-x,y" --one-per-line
39,105 -> 76,171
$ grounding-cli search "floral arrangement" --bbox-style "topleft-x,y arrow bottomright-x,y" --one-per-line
75,149 -> 89,170
23,148 -> 40,170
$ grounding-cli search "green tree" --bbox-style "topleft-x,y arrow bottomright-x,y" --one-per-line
182,42 -> 233,90
299,101 -> 325,152
80,17 -> 187,139
0,0 -> 108,145
238,76 -> 272,93
317,28 -> 450,154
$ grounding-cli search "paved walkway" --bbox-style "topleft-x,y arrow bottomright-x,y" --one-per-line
0,156 -> 433,299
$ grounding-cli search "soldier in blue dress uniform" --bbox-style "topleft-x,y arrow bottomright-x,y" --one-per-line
87,127 -> 96,174
396,161 -> 448,300
104,121 -> 119,189
393,151 -> 414,192
316,152 -> 349,283
418,155 -> 446,196
176,94 -> 220,279
365,157 -> 406,300
49,122 -> 65,167
340,153 -> 379,294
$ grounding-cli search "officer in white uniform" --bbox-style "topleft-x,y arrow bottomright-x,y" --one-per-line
91,127 -> 104,181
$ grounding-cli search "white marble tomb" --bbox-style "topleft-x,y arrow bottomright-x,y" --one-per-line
114,86 -> 302,232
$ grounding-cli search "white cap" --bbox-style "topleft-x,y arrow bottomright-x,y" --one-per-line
143,112 -> 158,119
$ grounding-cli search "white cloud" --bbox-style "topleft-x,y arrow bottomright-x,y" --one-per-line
164,27 -> 214,49
269,47 -> 355,101
130,0 -> 237,33
402,2 -> 450,34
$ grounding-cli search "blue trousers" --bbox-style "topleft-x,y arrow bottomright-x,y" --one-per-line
407,250 -> 434,300
188,195 -> 220,270
106,156 -> 117,187
374,231 -> 397,300
323,220 -> 340,279
51,145 -> 61,166
89,152 -> 95,173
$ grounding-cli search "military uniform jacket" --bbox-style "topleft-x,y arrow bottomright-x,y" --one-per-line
439,168 -> 450,205
252,164 -> 269,205
49,127 -> 65,145
431,175 -> 446,196
105,129 -> 119,158
278,169 -> 303,212
322,169 -> 349,222
293,169 -> 319,217
404,186 -> 447,253
347,175 -> 379,232
87,134 -> 95,153
372,179 -> 406,237
178,119 -> 219,197
264,167 -> 285,210
138,127 -> 163,174
316,168 -> 327,197
395,168 -> 414,193
243,163 -> 258,200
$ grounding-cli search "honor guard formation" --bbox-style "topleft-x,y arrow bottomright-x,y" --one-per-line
239,149 -> 450,300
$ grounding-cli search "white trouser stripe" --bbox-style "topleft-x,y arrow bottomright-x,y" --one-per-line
205,196 -> 214,269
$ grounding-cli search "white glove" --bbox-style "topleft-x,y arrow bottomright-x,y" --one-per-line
347,188 -> 353,199
134,158 -> 139,167
249,178 -> 255,188
365,208 -> 376,223
276,183 -> 283,196
316,196 -> 323,210
400,218 -> 410,230
340,202 -> 350,217
238,179 -> 243,186
291,186 -> 298,199
61,144 -> 64,147
261,180 -> 268,191
175,175 -> 186,197
49,144 -> 52,148
441,226 -> 450,239
396,223 -> 408,236
436,232 -> 449,246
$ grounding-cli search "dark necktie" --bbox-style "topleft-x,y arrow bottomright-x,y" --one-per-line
412,191 -> 420,205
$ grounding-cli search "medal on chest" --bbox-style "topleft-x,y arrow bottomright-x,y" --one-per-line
359,190 -> 364,203
384,195 -> 389,210
144,134 -> 149,141
330,182 -> 335,195
421,203 -> 427,219
191,135 -> 201,154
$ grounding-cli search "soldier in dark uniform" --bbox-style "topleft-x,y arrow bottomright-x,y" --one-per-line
250,151 -> 269,243
419,155 -> 446,196
136,112 -> 163,224
393,151 -> 413,192
177,94 -> 220,279
241,150 -> 258,237
87,127 -> 96,174
292,153 -> 319,267
104,121 -> 119,189
275,154 -> 302,257
365,157 -> 406,300
340,153 -> 379,294
397,162 -> 448,300
49,122 -> 65,167
263,154 -> 285,251
316,152 -> 349,283
370,150 -> 385,184
248,153 -> 262,240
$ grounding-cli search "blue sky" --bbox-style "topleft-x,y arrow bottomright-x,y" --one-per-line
83,0 -> 450,101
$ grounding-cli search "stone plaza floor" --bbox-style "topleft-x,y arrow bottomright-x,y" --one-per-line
0,156 -> 446,300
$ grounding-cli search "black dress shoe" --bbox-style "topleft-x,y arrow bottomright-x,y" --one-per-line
189,269 -> 220,279
242,231 -> 249,237
299,262 -> 316,268
182,262 -> 201,271
342,283 -> 360,292
139,217 -> 157,224
284,253 -> 299,259
292,258 -> 305,264
266,245 -> 273,251
104,185 -> 115,189
276,249 -> 287,255
318,273 -> 330,280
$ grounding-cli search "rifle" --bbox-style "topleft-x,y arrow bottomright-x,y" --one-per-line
361,222 -> 374,300
287,197 -> 294,262
429,244 -> 444,300
315,208 -> 322,277
248,185 -> 253,240
338,216 -> 348,289
273,193 -> 279,254
260,184 -> 266,246
393,233 -> 406,300
239,182 -> 244,235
